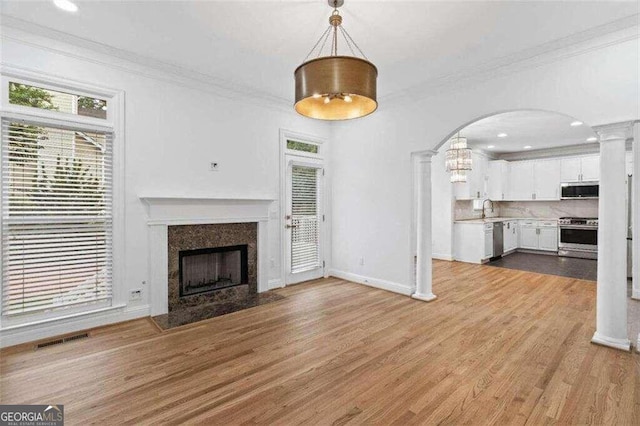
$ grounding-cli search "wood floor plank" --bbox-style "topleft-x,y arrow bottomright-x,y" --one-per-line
1,260 -> 638,425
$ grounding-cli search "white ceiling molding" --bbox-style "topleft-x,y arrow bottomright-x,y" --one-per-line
0,16 -> 293,113
382,14 -> 639,107
497,140 -> 634,162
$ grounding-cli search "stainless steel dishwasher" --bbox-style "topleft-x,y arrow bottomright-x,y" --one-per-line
493,221 -> 504,258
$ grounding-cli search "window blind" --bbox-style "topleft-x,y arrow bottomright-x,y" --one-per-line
1,119 -> 113,316
291,166 -> 320,273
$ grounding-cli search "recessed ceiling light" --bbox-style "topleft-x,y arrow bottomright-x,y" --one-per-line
487,145 -> 495,149
523,145 -> 532,150
586,136 -> 598,142
570,120 -> 583,127
53,0 -> 78,12
497,133 -> 508,138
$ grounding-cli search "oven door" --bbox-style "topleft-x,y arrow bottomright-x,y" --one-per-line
559,226 -> 598,251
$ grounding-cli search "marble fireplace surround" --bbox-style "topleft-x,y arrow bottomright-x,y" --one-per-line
168,223 -> 257,312
141,196 -> 274,316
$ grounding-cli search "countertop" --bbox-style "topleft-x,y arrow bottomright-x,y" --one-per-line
454,217 -> 558,224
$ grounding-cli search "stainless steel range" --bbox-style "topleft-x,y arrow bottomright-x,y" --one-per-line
558,217 -> 598,259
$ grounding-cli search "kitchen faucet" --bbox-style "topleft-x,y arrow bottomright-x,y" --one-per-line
481,199 -> 494,219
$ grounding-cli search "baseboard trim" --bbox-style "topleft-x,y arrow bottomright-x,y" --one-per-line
432,253 -> 454,261
329,269 -> 412,296
268,278 -> 284,290
591,331 -> 632,352
0,304 -> 150,348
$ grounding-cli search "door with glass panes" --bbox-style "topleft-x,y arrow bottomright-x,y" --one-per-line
284,158 -> 324,284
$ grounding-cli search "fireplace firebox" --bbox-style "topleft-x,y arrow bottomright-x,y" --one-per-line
178,245 -> 248,297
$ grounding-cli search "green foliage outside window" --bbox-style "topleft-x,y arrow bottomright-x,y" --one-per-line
287,140 -> 319,154
8,83 -> 59,163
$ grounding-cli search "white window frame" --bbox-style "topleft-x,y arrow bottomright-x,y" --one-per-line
279,129 -> 328,286
0,66 -> 126,329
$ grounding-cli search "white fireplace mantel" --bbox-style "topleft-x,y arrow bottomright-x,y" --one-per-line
140,195 -> 275,316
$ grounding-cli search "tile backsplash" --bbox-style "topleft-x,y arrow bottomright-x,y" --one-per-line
454,199 -> 598,220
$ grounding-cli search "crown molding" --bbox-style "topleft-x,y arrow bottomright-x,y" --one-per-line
381,14 -> 640,107
0,15 -> 293,114
497,139 -> 633,162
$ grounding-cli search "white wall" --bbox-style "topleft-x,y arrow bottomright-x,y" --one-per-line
431,150 -> 454,260
331,36 -> 639,293
0,27 -> 331,345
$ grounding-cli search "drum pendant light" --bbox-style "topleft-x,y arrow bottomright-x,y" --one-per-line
294,0 -> 378,120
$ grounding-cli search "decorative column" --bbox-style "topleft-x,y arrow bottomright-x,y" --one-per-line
413,151 -> 437,302
633,121 -> 640,300
592,122 -> 634,351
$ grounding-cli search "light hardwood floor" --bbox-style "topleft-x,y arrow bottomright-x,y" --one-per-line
1,260 -> 639,425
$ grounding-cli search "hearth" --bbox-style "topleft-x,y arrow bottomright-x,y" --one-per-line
179,245 -> 248,297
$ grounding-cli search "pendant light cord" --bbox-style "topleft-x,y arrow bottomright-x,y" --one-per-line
301,1 -> 369,62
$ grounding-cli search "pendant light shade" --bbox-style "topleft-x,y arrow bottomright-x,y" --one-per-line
445,135 -> 473,183
294,0 -> 377,121
295,56 -> 377,120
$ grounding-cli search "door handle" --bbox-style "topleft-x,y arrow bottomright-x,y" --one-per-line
285,224 -> 299,229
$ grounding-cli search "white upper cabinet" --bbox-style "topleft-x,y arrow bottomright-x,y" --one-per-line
561,155 -> 599,182
560,157 -> 581,182
508,161 -> 535,200
533,159 -> 561,200
580,156 -> 599,181
488,160 -> 509,201
455,152 -> 488,200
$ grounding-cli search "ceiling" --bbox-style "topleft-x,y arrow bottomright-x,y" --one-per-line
0,1 -> 637,103
459,110 -> 597,154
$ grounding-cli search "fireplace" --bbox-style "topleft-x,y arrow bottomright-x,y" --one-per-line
179,245 -> 248,297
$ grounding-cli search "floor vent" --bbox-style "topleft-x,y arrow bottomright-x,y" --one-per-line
36,332 -> 89,349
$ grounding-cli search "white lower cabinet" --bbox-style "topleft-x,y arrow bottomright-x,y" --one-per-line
518,220 -> 558,252
454,222 -> 493,264
503,221 -> 518,252
484,224 -> 493,259
519,222 -> 539,249
539,227 -> 558,251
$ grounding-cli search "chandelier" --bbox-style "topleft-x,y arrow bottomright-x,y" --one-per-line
294,0 -> 378,120
445,133 -> 473,183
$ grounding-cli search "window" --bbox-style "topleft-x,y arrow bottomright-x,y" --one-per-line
1,119 -> 113,316
8,82 -> 108,120
287,140 -> 319,154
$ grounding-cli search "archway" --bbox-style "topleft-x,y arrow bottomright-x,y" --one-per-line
411,109 -> 635,351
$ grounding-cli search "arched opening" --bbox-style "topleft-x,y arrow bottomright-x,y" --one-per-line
411,109 -> 636,351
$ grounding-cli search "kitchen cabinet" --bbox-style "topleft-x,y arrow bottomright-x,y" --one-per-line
539,227 -> 558,251
484,225 -> 493,259
518,220 -> 558,252
561,155 -> 599,182
533,159 -> 561,200
508,161 -> 535,200
503,221 -> 518,252
519,221 -> 539,249
488,160 -> 509,201
455,152 -> 488,200
453,222 -> 494,263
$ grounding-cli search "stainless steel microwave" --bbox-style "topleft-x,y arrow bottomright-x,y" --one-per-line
561,182 -> 599,199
